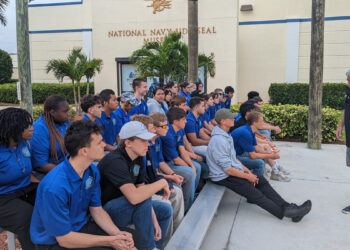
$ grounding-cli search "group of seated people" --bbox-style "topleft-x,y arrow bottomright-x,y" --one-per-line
0,78 -> 311,250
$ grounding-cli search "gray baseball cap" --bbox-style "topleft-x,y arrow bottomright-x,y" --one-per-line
215,108 -> 235,123
120,92 -> 140,106
119,121 -> 156,140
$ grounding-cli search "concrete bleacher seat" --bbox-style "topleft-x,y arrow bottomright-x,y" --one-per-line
0,228 -> 16,250
165,182 -> 226,250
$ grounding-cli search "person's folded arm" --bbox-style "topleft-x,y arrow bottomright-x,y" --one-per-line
187,132 -> 209,146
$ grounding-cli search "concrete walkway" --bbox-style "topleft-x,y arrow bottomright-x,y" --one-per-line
201,142 -> 350,250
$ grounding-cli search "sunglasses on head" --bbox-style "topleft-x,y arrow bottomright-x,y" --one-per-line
158,124 -> 168,129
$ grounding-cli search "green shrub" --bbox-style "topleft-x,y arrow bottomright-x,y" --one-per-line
230,103 -> 341,143
0,82 -> 94,104
268,83 -> 346,110
0,49 -> 13,84
33,105 -> 76,121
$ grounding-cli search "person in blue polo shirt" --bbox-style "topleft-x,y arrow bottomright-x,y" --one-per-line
0,108 -> 39,250
185,97 -> 210,158
231,111 -> 290,182
30,120 -> 137,250
80,94 -> 103,123
214,88 -> 225,110
96,89 -> 120,151
161,108 -> 204,193
113,92 -> 140,128
224,86 -> 234,109
209,92 -> 220,126
128,78 -> 149,116
179,82 -> 192,106
30,95 -> 70,175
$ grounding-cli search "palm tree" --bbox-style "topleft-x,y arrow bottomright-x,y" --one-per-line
0,0 -> 9,26
46,48 -> 93,113
130,32 -> 215,85
83,57 -> 103,95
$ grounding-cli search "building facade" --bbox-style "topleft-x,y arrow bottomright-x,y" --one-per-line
21,0 -> 350,102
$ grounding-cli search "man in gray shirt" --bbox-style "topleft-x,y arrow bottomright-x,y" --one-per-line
207,109 -> 312,222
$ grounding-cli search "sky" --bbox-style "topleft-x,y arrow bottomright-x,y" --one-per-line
0,0 -> 76,54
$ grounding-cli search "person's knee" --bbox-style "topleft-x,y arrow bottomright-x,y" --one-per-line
136,198 -> 152,210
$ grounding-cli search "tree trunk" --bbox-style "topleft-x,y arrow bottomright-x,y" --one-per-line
86,78 -> 90,95
188,0 -> 198,83
308,0 -> 325,149
72,80 -> 78,113
16,0 -> 33,115
77,80 -> 82,115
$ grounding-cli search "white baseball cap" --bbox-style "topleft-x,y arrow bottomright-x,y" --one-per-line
119,121 -> 156,140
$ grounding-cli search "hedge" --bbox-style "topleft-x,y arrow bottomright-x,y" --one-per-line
268,83 -> 346,110
231,103 -> 341,143
0,49 -> 13,84
0,82 -> 94,104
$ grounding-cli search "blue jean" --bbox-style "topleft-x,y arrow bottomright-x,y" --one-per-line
167,161 -> 197,210
103,197 -> 172,250
237,152 -> 266,176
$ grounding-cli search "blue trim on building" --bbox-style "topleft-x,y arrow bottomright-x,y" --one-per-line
239,16 -> 350,25
29,28 -> 92,34
28,1 -> 83,7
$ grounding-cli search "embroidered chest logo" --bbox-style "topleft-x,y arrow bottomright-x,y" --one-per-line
112,118 -> 117,126
133,164 -> 141,176
177,135 -> 182,143
85,176 -> 94,189
156,144 -> 160,152
22,146 -> 31,157
145,0 -> 171,14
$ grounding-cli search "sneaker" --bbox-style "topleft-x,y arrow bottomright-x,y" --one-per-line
270,172 -> 291,182
342,205 -> 350,214
263,167 -> 270,180
278,165 -> 290,175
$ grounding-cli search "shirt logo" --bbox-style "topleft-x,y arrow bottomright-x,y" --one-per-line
133,164 -> 140,176
85,176 -> 94,189
22,146 -> 31,157
156,144 -> 160,152
177,135 -> 182,143
112,118 -> 117,126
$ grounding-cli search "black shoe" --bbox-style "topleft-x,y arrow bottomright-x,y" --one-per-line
342,205 -> 350,214
284,200 -> 312,222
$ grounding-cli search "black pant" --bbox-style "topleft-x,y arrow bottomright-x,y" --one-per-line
35,222 -> 140,250
0,183 -> 38,250
213,176 -> 289,219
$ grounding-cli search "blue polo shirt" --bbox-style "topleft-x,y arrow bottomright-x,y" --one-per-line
30,114 -> 70,168
204,109 -> 211,123
81,114 -> 103,126
113,106 -> 130,128
149,137 -> 165,168
0,141 -> 32,195
179,91 -> 191,106
231,124 -> 257,156
160,123 -> 184,162
185,111 -> 203,137
209,105 -> 217,120
30,156 -> 101,245
215,103 -> 222,112
224,98 -> 231,109
96,111 -> 120,146
129,98 -> 149,116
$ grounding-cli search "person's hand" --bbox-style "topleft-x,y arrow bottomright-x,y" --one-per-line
195,155 -> 203,162
336,126 -> 343,139
246,173 -> 259,185
162,183 -> 171,200
153,219 -> 162,242
270,152 -> 280,160
274,126 -> 281,134
171,174 -> 184,185
267,141 -> 275,147
109,233 -> 135,250
272,147 -> 280,153
170,188 -> 175,193
117,231 -> 135,249
260,134 -> 269,140
191,165 -> 197,178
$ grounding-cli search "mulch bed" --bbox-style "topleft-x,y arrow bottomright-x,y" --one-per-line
0,231 -> 21,250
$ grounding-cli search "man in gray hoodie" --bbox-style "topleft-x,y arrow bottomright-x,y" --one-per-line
207,109 -> 312,222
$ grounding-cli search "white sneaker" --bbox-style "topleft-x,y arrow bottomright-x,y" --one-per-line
278,165 -> 290,175
270,172 -> 291,182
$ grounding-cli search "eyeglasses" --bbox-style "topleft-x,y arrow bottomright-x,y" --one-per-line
158,124 -> 168,129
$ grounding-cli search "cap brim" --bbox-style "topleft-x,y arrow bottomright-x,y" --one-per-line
136,131 -> 157,140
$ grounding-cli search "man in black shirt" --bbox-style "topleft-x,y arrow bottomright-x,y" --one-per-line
98,121 -> 173,250
336,70 -> 350,213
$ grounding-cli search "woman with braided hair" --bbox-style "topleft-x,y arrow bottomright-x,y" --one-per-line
30,95 -> 70,175
0,108 -> 39,250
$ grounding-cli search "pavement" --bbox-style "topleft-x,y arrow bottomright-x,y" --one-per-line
201,141 -> 350,250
